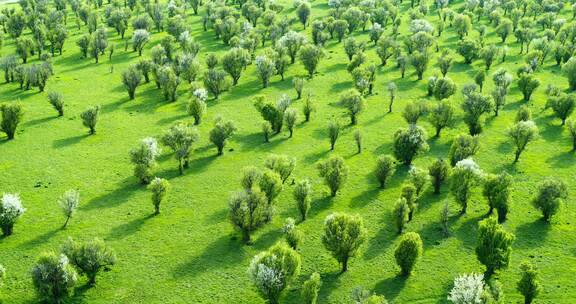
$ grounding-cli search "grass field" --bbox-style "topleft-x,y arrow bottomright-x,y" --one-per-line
1,0 -> 576,303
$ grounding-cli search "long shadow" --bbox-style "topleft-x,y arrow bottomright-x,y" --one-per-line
19,227 -> 60,250
316,271 -> 343,302
307,196 -> 334,219
349,187 -> 380,209
514,218 -> 551,249
172,234 -> 248,278
25,116 -> 58,127
52,134 -> 90,148
374,274 -> 408,301
363,209 -> 396,260
68,283 -> 91,304
81,177 -> 141,210
107,214 -> 155,240
547,152 -> 576,168
187,154 -> 219,174
453,213 -> 485,249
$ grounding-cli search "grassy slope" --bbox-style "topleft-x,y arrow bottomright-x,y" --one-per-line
0,0 -> 575,303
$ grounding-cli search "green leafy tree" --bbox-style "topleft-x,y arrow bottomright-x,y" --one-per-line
0,193 -> 25,236
317,156 -> 348,197
121,64 -> 142,100
203,69 -> 230,99
531,178 -> 568,222
59,190 -> 80,228
0,103 -> 23,140
302,272 -> 322,304
328,120 -> 340,150
282,217 -> 303,249
433,77 -> 456,100
410,51 -> 429,80
429,100 -> 454,137
482,173 -> 512,222
394,198 -> 410,234
517,73 -> 540,102
222,47 -> 250,85
299,44 -> 324,78
462,92 -> 493,135
340,89 -> 365,125
507,120 -> 538,163
545,93 -> 575,125
31,252 -> 77,304
394,232 -> 423,276
457,38 -> 480,64
562,56 -> 576,90
47,92 -> 64,116
62,237 -> 116,285
161,123 -> 199,174
393,125 -> 429,165
255,55 -> 276,88
450,159 -> 483,214
265,154 -> 296,184
322,212 -> 367,272
428,158 -> 449,194
209,117 -> 237,155
294,179 -> 312,221
229,188 -> 270,243
475,217 -> 514,277
449,134 -> 480,166
374,155 -> 395,188
80,105 -> 100,135
130,137 -> 161,184
517,261 -> 541,304
148,177 -> 170,215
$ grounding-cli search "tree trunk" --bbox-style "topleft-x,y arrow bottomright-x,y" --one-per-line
341,256 -> 348,273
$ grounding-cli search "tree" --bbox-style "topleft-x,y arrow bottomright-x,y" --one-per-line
376,37 -> 398,66
293,77 -> 305,99
453,14 -> 471,38
447,273 -> 485,304
333,19 -> 349,42
517,261 -> 541,304
340,89 -> 365,125
0,193 -> 25,236
130,137 -> 161,184
209,117 -> 237,155
429,101 -> 454,137
294,179 -> 312,221
299,44 -> 323,78
317,156 -> 348,197
148,177 -> 169,215
284,108 -> 298,137
47,92 -> 64,116
59,190 -> 79,228
475,217 -> 514,277
457,39 -> 480,64
249,243 -> 301,304
496,19 -> 513,42
507,120 -> 538,163
229,188 -> 270,243
31,252 -> 77,304
328,120 -> 340,150
15,37 -> 34,63
132,29 -> 150,56
374,155 -> 395,188
80,105 -> 100,135
282,218 -> 303,249
322,212 -> 367,273
394,198 -> 410,234
61,237 -> 116,285
296,2 -> 311,28
121,65 -> 142,100
401,183 -> 418,221
387,82 -> 398,113
410,51 -> 429,80
450,159 -> 483,214
545,93 -> 575,125
222,47 -> 250,85
531,178 -> 568,222
429,158 -> 449,194
157,66 -> 180,102
462,92 -> 493,135
302,272 -> 322,304
262,122 -> 272,143
354,129 -> 362,153
265,154 -> 296,184
562,56 -> 576,90
393,125 -> 429,165
567,119 -> 576,151
517,73 -> 540,102
255,55 -> 276,88
203,69 -> 230,99
187,89 -> 207,125
303,94 -> 315,121
480,45 -> 499,70
277,31 -> 307,64
0,103 -> 23,140
402,102 -> 427,124
482,173 -> 512,223
89,28 -> 108,63
433,77 -> 456,100
438,51 -> 454,77
161,123 -> 199,174
394,232 -> 423,276
449,134 -> 480,166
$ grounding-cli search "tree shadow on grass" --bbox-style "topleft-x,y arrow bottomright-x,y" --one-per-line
25,116 -> 58,127
453,213 -> 484,249
107,214 -> 155,240
52,134 -> 90,148
68,283 -> 91,304
155,113 -> 189,126
172,235 -> 248,278
546,152 -> 575,168
19,227 -> 60,250
302,149 -> 329,165
374,274 -> 408,301
363,211 -> 396,260
82,177 -> 141,210
514,218 -> 551,249
316,271 -> 343,302
349,187 -> 380,209
307,196 -> 335,220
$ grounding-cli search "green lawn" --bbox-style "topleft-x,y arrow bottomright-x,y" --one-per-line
1,0 -> 576,303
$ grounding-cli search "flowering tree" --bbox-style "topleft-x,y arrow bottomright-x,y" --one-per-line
450,159 -> 483,214
447,273 -> 485,304
0,193 -> 25,236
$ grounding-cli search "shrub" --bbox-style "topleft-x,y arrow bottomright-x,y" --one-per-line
209,117 -> 237,155
31,252 -> 77,303
428,158 -> 449,194
517,261 -> 541,304
373,155 -> 394,188
161,123 -> 199,174
249,243 -> 301,303
450,159 -> 483,214
121,64 -> 142,100
265,154 -> 296,184
80,105 -> 100,135
447,273 -> 485,304
148,177 -> 170,215
327,120 -> 340,150
448,134 -> 480,166
47,91 -> 64,116
229,189 -> 270,243
284,108 -> 298,137
508,120 -> 539,163
394,232 -> 423,276
302,272 -> 322,304
0,103 -> 23,140
482,172 -> 511,223
401,183 -> 418,221
394,198 -> 410,234
59,190 -> 79,228
294,179 -> 312,221
282,217 -> 303,249
475,217 -> 514,277
515,105 -> 532,122
62,237 -> 116,285
433,77 -> 457,100
0,193 -> 25,236
393,125 -> 429,165
322,212 -> 367,272
317,156 -> 348,197
531,178 -> 568,222
408,166 -> 429,197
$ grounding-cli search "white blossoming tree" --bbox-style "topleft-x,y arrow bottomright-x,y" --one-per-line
447,273 -> 485,304
59,190 -> 80,228
130,137 -> 161,183
0,193 -> 25,236
450,159 -> 483,214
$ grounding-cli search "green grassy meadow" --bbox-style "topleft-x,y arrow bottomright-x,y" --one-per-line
1,0 -> 576,303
